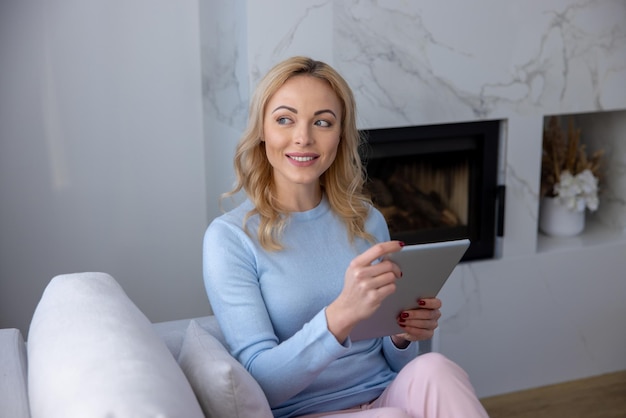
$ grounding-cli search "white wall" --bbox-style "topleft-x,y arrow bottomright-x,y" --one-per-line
199,0 -> 249,218
0,0 -> 212,334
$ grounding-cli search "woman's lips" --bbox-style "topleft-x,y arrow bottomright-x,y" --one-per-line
289,155 -> 315,162
286,153 -> 319,165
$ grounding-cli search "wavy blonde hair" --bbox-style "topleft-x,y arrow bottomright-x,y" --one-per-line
225,56 -> 374,250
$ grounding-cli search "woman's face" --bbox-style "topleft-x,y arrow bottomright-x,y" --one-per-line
263,75 -> 342,203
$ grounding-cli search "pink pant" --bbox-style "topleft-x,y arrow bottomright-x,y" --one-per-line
298,352 -> 489,418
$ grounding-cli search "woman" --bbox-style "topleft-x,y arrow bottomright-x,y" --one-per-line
203,56 -> 488,418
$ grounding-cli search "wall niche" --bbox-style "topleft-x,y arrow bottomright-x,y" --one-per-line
537,110 -> 626,253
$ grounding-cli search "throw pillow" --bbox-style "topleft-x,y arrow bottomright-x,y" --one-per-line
178,320 -> 273,418
27,272 -> 204,418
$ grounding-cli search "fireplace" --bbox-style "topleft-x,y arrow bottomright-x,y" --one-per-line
360,120 -> 504,261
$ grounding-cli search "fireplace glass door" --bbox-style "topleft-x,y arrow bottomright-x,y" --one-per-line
361,120 -> 503,261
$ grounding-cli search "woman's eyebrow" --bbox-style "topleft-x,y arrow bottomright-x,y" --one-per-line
314,109 -> 337,118
272,105 -> 297,114
271,106 -> 337,119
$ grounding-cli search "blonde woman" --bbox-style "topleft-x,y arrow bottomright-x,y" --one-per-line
203,56 -> 488,418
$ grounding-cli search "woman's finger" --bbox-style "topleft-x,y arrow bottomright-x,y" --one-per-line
350,241 -> 404,268
416,297 -> 442,310
351,259 -> 401,285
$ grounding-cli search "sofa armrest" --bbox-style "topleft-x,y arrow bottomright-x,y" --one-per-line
0,328 -> 30,418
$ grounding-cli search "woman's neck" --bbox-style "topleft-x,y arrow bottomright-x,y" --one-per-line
275,185 -> 323,213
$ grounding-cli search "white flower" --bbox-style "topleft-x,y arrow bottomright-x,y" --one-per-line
577,169 -> 598,195
553,169 -> 599,212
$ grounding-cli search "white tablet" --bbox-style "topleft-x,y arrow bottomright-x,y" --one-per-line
350,238 -> 470,341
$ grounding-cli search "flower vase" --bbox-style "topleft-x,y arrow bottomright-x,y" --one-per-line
539,197 -> 585,237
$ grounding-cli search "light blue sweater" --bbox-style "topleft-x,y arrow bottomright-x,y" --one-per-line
203,196 -> 418,418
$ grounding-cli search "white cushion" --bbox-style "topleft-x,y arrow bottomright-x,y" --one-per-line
0,329 -> 30,418
27,272 -> 204,418
178,320 -> 273,418
153,315 -> 225,359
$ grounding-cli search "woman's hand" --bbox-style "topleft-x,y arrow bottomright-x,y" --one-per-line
326,241 -> 404,343
391,298 -> 442,348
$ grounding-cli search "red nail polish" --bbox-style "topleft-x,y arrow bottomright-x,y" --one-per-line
399,241 -> 406,247
398,317 -> 406,323
418,300 -> 426,306
401,312 -> 409,318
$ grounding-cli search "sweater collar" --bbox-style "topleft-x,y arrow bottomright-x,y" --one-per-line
289,194 -> 330,222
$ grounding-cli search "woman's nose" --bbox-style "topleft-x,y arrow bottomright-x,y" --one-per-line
294,124 -> 313,145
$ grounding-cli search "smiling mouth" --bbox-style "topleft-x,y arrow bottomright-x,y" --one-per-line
288,155 -> 317,162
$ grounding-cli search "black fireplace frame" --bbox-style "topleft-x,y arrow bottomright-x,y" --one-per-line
360,120 -> 504,262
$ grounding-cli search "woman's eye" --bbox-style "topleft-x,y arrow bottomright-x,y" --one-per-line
277,117 -> 293,125
315,120 -> 331,127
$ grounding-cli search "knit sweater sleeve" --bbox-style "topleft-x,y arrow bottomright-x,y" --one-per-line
203,217 -> 351,407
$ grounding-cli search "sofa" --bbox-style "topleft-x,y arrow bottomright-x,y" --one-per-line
0,272 -> 275,418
